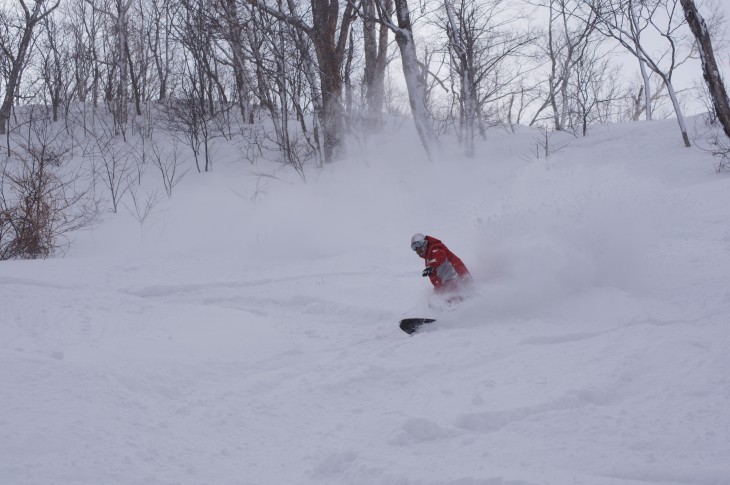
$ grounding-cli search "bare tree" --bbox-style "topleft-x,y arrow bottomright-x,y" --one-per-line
369,0 -> 440,160
588,0 -> 695,147
248,2 -> 318,173
125,0 -> 151,116
211,0 -> 254,123
83,0 -> 135,136
144,0 -> 177,102
529,0 -> 599,131
245,0 -> 357,163
362,0 -> 392,131
39,13 -> 75,123
442,0 -> 537,155
162,94 -> 217,174
503,81 -> 543,131
167,0 -> 234,172
81,115 -> 136,211
288,17 -> 325,167
0,113 -> 97,259
444,0 -> 477,156
125,186 -> 161,232
571,48 -> 623,134
64,0 -> 102,107
149,137 -> 186,197
680,0 -> 730,139
0,0 -> 61,135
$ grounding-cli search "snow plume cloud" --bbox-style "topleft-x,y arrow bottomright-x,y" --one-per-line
470,159 -> 674,318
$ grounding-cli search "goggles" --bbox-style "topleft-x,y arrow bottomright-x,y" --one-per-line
411,240 -> 426,251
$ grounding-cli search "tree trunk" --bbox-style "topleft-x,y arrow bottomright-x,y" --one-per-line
363,0 -> 378,129
392,0 -> 439,161
444,0 -> 475,157
664,76 -> 691,147
116,3 -> 131,128
126,42 -> 143,116
680,0 -> 730,139
309,0 -> 355,163
317,60 -> 345,163
245,0 -> 355,162
363,0 -> 390,131
373,14 -> 389,124
630,2 -> 652,121
638,57 -> 652,121
221,0 -> 252,123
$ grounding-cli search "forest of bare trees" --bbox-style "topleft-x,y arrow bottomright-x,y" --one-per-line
0,0 -> 728,258
0,0 -> 726,153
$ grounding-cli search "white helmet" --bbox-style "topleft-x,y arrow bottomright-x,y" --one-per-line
410,233 -> 427,252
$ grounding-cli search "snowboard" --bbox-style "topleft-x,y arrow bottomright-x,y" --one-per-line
399,318 -> 436,335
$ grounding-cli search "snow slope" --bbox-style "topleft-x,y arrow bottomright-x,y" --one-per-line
3,119 -> 730,485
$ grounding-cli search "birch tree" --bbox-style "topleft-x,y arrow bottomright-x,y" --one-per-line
588,0 -> 695,147
444,0 -> 477,157
371,0 -> 440,160
680,0 -> 730,139
64,0 -> 102,107
83,0 -> 135,135
529,0 -> 599,130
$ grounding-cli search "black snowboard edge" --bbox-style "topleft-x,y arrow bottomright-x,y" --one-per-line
399,318 -> 436,335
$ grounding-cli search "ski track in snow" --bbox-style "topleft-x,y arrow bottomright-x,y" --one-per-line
3,120 -> 730,484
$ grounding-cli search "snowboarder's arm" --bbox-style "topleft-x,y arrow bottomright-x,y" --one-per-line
426,246 -> 447,269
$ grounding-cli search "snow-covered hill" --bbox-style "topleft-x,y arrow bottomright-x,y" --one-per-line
3,119 -> 730,484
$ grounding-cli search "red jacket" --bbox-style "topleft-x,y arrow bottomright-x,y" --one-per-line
419,236 -> 471,291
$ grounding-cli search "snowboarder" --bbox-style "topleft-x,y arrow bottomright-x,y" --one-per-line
410,233 -> 472,294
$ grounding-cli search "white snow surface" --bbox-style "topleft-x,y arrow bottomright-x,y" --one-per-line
3,119 -> 730,485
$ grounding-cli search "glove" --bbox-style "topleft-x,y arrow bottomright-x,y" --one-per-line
422,267 -> 435,277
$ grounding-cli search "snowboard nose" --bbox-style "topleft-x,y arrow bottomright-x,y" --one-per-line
399,318 -> 436,334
